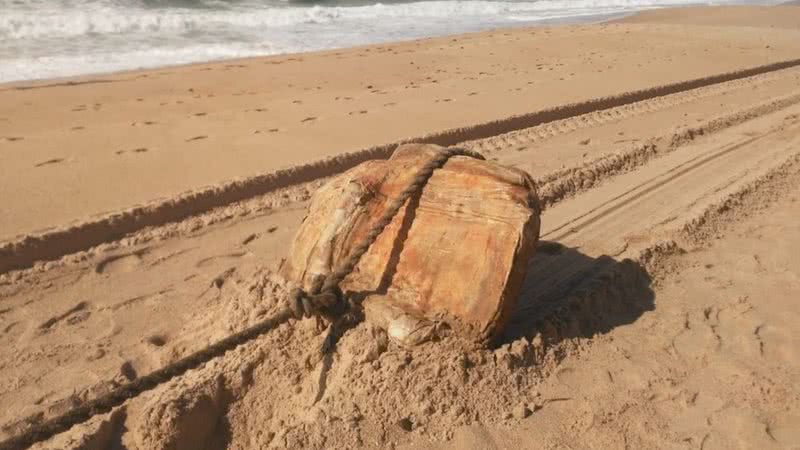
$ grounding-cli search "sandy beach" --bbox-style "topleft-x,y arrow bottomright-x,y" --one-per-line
1,4 -> 800,450
1,6 -> 799,245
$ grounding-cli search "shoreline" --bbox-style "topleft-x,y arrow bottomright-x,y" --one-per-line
6,1 -> 796,89
0,10 -> 634,90
8,0 -> 800,88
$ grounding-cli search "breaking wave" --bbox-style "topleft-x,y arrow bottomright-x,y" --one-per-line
0,0 -> 774,83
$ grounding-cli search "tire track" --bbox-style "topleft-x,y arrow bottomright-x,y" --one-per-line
507,150 -> 800,354
543,133 -> 767,242
6,103 -> 799,450
4,82 -> 799,287
4,72 -> 800,450
464,66 -> 800,155
2,60 -> 800,274
534,91 -> 800,208
508,109 -> 800,339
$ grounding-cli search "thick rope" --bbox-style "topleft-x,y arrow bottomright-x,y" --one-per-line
0,146 -> 483,450
288,146 -> 485,315
0,308 -> 294,450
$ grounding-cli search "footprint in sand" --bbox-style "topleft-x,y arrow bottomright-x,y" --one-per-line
2,136 -> 24,142
95,250 -> 147,274
38,301 -> 91,332
193,112 -> 207,117
119,361 -> 138,381
242,234 -> 259,245
3,321 -> 20,335
209,267 -> 237,289
116,147 -> 149,155
186,135 -> 208,142
301,117 -> 317,123
195,252 -> 247,268
86,347 -> 106,362
34,158 -> 64,168
240,227 -> 275,246
102,289 -> 172,313
145,335 -> 167,347
131,120 -> 157,127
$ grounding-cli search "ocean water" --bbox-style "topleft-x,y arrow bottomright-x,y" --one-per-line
0,0 -> 776,83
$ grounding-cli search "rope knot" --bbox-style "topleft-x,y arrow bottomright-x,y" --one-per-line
287,285 -> 347,322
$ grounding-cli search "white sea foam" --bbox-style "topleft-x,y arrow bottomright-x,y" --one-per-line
0,0 -> 778,83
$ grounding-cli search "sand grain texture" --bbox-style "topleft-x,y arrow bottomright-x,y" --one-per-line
1,6 -> 800,450
2,6 -> 800,243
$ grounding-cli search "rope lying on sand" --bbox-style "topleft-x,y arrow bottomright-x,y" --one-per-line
0,146 -> 484,450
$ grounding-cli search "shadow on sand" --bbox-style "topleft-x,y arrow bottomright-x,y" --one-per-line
498,240 -> 655,348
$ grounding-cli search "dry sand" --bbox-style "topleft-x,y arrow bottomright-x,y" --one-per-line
1,5 -> 800,450
1,6 -> 800,245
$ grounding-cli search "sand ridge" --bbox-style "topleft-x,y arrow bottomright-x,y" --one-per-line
15,113 -> 800,449
3,59 -> 800,274
2,8 -> 800,243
